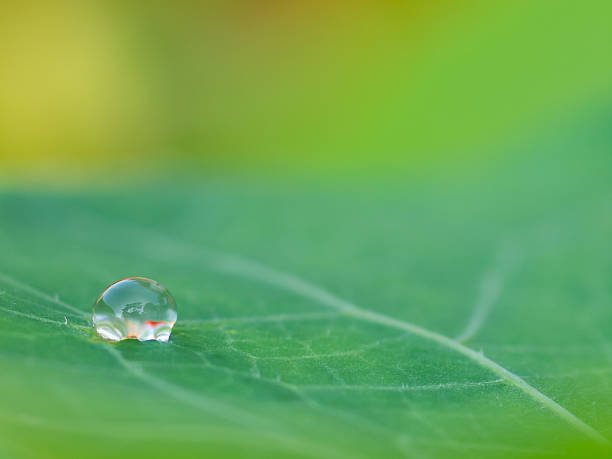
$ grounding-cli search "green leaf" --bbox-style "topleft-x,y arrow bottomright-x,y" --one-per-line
1,126 -> 612,458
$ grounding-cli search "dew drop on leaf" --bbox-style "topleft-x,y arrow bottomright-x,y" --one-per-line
92,277 -> 177,342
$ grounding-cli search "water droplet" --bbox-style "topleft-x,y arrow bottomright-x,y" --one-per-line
92,277 -> 177,342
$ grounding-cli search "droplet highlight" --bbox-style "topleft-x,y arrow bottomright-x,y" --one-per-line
92,277 -> 177,342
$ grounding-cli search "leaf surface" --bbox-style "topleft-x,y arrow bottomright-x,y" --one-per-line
1,122 -> 611,458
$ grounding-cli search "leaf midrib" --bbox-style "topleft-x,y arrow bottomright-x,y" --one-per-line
0,235 -> 608,446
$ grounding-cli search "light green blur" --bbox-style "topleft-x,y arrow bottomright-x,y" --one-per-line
0,1 -> 611,183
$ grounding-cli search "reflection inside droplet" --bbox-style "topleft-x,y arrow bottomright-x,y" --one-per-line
92,277 -> 177,342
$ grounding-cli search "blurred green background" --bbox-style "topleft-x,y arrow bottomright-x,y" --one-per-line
1,1 -> 611,183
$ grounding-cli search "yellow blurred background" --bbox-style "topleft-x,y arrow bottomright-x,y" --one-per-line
1,1 -> 611,183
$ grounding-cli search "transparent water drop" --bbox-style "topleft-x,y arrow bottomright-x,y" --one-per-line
92,277 -> 177,342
